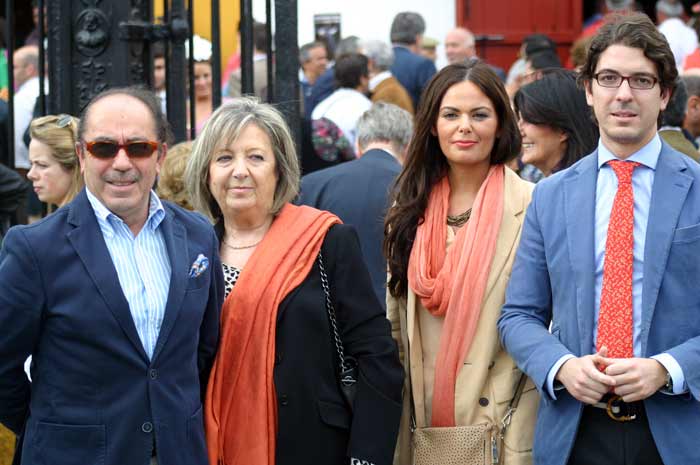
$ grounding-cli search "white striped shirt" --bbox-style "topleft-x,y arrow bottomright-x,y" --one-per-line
86,188 -> 171,359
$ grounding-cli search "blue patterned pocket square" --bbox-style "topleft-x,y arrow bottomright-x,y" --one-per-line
189,254 -> 209,278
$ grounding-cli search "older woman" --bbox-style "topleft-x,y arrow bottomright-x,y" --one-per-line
185,97 -> 403,465
514,69 -> 598,177
384,61 -> 538,465
27,114 -> 83,208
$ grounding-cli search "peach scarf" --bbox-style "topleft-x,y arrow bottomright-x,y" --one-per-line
204,203 -> 340,465
407,165 -> 504,427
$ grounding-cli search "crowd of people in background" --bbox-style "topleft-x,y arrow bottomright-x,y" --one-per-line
2,1 -> 700,465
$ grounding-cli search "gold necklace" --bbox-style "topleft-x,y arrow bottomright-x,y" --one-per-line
446,208 -> 472,227
222,238 -> 262,250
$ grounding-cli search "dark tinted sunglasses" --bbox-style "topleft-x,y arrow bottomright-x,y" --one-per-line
84,140 -> 159,159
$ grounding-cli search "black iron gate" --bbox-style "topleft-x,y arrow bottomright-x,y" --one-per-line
3,0 -> 300,168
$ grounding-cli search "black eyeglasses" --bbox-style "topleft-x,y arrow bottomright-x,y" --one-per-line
593,71 -> 659,90
83,141 -> 159,159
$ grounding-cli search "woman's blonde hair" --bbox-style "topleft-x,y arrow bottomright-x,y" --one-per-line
157,141 -> 194,210
185,97 -> 300,222
29,114 -> 83,205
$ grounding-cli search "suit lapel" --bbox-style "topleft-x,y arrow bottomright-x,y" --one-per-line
563,155 -> 598,355
152,208 -> 188,362
66,191 -> 149,362
640,145 -> 692,355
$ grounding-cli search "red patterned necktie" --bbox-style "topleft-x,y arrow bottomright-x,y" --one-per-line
596,160 -> 640,359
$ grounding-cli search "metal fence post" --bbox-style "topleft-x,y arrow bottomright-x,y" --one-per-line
274,0 -> 300,147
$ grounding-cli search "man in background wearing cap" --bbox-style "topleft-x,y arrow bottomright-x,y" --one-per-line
420,37 -> 438,63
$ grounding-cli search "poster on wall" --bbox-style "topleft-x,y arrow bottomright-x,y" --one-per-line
314,14 -> 341,58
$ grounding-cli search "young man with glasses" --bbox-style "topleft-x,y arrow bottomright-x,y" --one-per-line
0,87 -> 223,465
499,13 -> 700,465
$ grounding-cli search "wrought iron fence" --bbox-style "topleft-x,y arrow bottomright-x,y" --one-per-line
2,0 -> 300,169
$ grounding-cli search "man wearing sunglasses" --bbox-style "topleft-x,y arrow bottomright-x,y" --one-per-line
0,86 -> 223,465
499,13 -> 700,465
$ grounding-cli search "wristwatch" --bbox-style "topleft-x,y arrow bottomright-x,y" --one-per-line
664,371 -> 674,392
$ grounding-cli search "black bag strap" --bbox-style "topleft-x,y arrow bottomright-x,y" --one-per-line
499,372 -> 528,437
317,251 -> 356,381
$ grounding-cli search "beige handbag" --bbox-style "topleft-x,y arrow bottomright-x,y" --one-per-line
410,374 -> 526,465
413,423 -> 494,465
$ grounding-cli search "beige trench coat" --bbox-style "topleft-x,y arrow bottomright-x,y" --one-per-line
388,168 -> 539,465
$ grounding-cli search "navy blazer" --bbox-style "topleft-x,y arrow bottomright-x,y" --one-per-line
297,149 -> 401,307
306,67 -> 335,119
499,143 -> 700,465
0,190 -> 223,465
390,46 -> 436,109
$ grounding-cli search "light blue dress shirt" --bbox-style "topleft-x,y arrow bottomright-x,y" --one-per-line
546,135 -> 686,397
86,188 -> 171,360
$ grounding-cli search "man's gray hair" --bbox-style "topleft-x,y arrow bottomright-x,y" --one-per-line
656,0 -> 684,17
335,36 -> 361,59
606,0 -> 633,10
682,74 -> 700,97
390,12 -> 426,45
299,41 -> 325,64
356,102 -> 413,155
362,40 -> 394,71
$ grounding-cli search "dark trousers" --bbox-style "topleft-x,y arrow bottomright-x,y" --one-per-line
568,402 -> 664,465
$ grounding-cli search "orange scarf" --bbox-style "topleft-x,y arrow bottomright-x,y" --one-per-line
407,165 -> 504,427
204,203 -> 341,465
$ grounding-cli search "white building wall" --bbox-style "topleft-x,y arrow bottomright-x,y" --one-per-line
252,0 -> 456,68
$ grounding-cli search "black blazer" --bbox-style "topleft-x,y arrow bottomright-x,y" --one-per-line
273,224 -> 403,465
297,149 -> 401,307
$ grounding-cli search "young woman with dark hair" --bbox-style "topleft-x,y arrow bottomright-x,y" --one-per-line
384,61 -> 538,465
514,69 -> 599,176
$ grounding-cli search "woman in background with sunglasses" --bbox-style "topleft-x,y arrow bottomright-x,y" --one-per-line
27,114 -> 84,210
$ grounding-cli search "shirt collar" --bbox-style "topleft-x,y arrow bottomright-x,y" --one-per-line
597,133 -> 661,171
369,71 -> 392,91
86,187 -> 166,236
18,76 -> 40,93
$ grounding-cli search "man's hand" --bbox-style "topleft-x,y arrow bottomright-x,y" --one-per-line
555,347 -> 616,404
599,357 -> 668,402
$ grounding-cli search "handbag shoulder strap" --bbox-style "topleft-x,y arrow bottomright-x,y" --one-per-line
509,373 -> 528,410
499,372 -> 528,437
317,250 -> 351,374
404,310 -> 418,431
